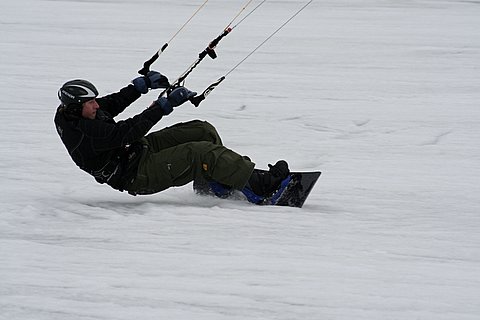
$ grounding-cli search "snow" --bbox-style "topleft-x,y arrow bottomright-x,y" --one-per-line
1,0 -> 480,319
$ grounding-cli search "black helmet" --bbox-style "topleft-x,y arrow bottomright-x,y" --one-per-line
58,79 -> 98,118
58,79 -> 98,106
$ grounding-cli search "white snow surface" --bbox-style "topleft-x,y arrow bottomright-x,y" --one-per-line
1,0 -> 480,319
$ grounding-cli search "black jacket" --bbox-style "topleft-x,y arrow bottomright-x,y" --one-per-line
54,84 -> 164,190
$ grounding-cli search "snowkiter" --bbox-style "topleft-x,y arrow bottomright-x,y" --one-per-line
54,71 -> 289,203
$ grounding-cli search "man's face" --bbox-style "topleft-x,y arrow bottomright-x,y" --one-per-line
81,99 -> 99,119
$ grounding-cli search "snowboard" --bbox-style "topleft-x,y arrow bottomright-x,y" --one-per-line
193,171 -> 321,208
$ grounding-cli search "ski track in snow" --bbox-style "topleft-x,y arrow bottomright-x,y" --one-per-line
1,0 -> 480,319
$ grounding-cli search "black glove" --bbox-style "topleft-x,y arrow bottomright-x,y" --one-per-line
154,86 -> 197,115
268,160 -> 290,179
132,71 -> 169,94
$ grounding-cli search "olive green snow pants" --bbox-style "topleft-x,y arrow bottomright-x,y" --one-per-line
126,120 -> 255,195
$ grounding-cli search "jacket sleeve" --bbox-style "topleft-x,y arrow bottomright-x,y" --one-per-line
79,103 -> 166,151
96,84 -> 141,118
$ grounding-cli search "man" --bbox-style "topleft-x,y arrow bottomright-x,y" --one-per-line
54,71 -> 289,203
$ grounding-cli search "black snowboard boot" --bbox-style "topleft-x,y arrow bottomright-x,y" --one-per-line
245,160 -> 290,198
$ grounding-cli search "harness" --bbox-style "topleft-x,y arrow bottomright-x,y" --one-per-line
88,143 -> 145,192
